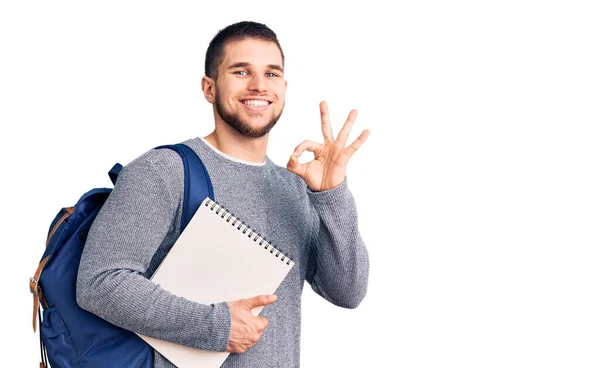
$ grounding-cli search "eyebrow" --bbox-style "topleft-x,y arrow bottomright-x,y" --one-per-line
226,62 -> 283,72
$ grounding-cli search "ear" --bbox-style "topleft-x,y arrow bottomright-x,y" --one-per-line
201,76 -> 216,103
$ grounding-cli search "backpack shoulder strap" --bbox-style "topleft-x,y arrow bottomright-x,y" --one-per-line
154,144 -> 214,231
110,143 -> 214,279
108,163 -> 123,185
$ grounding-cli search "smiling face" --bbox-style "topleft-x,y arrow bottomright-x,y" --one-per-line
208,38 -> 287,138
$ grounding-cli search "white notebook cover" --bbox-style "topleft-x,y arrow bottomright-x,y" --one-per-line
137,198 -> 294,368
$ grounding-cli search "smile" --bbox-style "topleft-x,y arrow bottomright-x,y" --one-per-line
240,99 -> 272,111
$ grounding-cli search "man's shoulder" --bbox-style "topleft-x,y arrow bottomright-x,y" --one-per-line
119,141 -> 193,191
125,145 -> 185,171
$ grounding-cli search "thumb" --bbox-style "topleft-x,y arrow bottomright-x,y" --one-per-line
246,294 -> 278,309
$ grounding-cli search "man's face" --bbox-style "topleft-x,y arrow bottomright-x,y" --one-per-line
213,38 -> 287,138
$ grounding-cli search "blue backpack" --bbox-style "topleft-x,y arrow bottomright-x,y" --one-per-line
29,144 -> 214,368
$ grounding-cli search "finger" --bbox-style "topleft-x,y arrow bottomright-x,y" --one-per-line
320,101 -> 335,142
336,109 -> 358,146
249,332 -> 261,344
292,140 -> 321,157
287,154 -> 308,177
344,129 -> 370,157
245,294 -> 277,309
255,316 -> 269,331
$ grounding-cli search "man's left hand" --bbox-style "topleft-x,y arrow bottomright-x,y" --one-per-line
287,101 -> 370,192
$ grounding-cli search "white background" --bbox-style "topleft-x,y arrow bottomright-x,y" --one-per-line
2,1 -> 599,367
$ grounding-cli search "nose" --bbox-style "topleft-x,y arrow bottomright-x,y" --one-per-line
248,74 -> 267,92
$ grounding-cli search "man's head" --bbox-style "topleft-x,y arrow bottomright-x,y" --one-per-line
202,21 -> 287,139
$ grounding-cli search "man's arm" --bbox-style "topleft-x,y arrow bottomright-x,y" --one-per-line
286,101 -> 370,308
305,178 -> 369,308
76,153 -> 231,351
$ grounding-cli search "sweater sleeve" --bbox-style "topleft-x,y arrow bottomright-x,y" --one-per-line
76,154 -> 230,351
305,178 -> 369,308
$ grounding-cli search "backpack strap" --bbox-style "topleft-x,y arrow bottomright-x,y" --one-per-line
30,256 -> 50,332
155,144 -> 214,231
140,144 -> 214,279
108,163 -> 123,185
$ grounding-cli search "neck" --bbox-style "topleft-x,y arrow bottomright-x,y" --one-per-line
204,122 -> 269,164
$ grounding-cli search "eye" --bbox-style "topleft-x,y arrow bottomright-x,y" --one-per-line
234,71 -> 249,76
266,72 -> 279,77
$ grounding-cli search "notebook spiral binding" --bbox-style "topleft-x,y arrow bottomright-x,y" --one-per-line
204,199 -> 293,266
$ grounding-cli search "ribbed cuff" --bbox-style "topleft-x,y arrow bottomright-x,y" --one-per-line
195,301 -> 231,352
307,178 -> 354,213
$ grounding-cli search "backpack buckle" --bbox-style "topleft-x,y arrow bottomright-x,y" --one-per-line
29,277 -> 40,296
29,277 -> 38,295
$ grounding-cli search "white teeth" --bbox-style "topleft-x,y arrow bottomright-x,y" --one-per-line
243,100 -> 269,107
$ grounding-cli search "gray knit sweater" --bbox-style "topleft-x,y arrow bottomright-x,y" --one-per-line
76,137 -> 369,367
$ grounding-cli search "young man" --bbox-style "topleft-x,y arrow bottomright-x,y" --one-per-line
77,21 -> 370,367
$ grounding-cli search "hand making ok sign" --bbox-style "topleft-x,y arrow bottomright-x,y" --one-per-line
287,101 -> 370,192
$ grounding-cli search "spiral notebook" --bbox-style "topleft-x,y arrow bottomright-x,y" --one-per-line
137,198 -> 294,368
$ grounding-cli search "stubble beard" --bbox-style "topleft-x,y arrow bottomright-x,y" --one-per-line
215,89 -> 284,139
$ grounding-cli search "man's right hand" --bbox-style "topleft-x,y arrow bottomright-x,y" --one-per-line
226,294 -> 277,353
